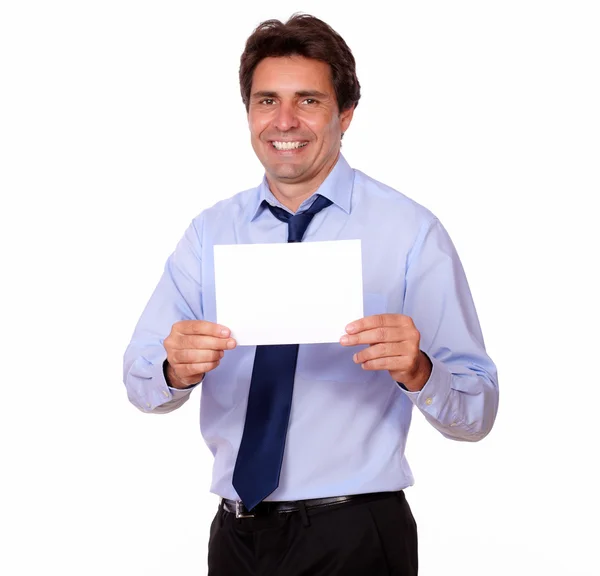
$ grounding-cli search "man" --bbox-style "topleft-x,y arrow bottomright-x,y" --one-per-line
123,13 -> 498,576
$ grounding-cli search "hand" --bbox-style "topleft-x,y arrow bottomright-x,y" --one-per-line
339,314 -> 432,392
163,320 -> 237,389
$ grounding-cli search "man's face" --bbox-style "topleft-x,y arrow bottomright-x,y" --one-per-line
248,56 -> 354,186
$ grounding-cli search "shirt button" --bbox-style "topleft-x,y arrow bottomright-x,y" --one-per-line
425,397 -> 433,406
162,390 -> 169,398
146,402 -> 151,409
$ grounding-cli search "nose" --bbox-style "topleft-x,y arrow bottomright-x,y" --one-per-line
274,101 -> 300,132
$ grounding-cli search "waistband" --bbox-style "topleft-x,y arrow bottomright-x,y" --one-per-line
221,490 -> 402,519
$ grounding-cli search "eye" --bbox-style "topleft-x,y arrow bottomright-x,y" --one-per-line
302,98 -> 318,105
260,98 -> 275,105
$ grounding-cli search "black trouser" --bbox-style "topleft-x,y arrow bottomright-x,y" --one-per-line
208,491 -> 418,575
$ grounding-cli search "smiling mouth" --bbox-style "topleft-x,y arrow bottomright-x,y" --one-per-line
271,141 -> 308,151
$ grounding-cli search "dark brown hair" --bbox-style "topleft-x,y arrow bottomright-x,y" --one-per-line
239,14 -> 361,113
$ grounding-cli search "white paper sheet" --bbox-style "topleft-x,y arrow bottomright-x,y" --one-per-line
214,240 -> 363,346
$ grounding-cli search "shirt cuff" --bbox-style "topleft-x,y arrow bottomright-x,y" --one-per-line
397,355 -> 453,420
128,346 -> 201,413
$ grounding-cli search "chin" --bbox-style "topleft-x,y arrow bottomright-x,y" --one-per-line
268,164 -> 308,181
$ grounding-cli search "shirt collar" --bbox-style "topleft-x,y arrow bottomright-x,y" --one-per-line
249,153 -> 354,222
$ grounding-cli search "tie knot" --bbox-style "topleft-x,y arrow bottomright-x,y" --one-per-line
266,195 -> 333,243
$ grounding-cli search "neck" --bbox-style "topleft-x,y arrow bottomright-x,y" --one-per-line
266,152 -> 339,213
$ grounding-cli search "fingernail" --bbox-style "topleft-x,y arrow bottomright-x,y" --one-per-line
340,336 -> 349,344
227,339 -> 236,349
221,328 -> 230,337
353,354 -> 358,363
346,324 -> 356,333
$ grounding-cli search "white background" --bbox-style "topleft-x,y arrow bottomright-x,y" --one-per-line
1,1 -> 599,575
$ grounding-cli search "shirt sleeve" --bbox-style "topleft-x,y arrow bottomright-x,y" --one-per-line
122,218 -> 204,414
399,217 -> 499,442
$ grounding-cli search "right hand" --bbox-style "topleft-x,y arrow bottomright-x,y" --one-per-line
164,320 -> 237,389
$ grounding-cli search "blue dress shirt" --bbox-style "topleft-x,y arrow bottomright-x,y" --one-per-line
123,154 -> 499,501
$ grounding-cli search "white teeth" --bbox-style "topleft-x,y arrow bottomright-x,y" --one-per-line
272,141 -> 308,150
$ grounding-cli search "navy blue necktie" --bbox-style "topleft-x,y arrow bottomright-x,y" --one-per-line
232,194 -> 333,511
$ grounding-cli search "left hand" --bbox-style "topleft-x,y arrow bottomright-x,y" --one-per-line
340,314 -> 432,392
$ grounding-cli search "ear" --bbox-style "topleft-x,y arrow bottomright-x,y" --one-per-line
339,105 -> 355,133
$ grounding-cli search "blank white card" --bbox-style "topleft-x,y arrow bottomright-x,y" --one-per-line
214,240 -> 363,346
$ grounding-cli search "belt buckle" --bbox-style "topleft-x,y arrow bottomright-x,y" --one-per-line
235,500 -> 255,519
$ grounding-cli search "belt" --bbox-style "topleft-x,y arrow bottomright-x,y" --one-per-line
221,491 -> 397,519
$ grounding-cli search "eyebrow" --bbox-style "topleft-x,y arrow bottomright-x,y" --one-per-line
251,90 -> 329,100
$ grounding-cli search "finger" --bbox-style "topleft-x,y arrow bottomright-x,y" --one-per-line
170,349 -> 225,365
174,320 -> 232,338
177,334 -> 237,351
177,361 -> 221,381
360,355 -> 415,372
353,342 -> 407,364
340,326 -> 418,347
344,314 -> 413,335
